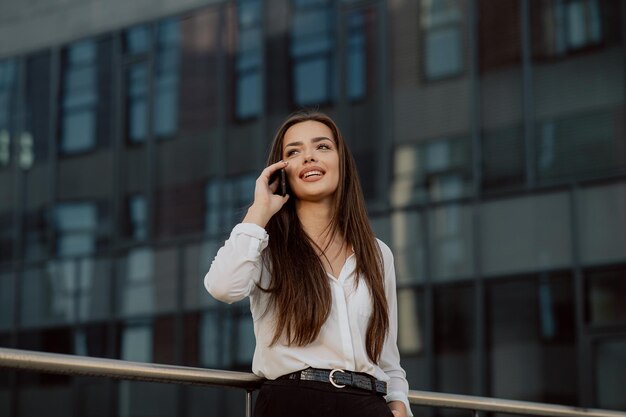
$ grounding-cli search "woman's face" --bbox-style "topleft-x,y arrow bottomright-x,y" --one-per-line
281,120 -> 340,204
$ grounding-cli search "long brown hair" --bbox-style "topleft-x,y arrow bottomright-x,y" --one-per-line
262,110 -> 389,363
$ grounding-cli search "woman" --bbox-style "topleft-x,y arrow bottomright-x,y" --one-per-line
205,111 -> 411,417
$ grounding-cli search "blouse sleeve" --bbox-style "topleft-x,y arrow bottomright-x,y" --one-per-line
377,241 -> 413,416
204,223 -> 269,304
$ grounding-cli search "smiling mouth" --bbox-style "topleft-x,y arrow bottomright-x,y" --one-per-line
303,170 -> 323,179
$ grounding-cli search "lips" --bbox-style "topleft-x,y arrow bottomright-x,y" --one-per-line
299,166 -> 326,180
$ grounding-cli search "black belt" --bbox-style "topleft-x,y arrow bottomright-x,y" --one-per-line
282,368 -> 387,395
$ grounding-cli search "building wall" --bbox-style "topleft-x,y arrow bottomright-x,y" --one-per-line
0,0 -> 626,416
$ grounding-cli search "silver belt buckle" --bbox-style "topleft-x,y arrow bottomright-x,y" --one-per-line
329,369 -> 346,388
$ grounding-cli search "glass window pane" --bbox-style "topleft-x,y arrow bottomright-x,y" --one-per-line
61,110 -> 96,153
487,274 -> 577,404
425,27 -> 462,79
236,72 -> 262,119
294,58 -> 331,105
435,285 -> 474,395
480,192 -> 572,276
125,25 -> 151,54
391,211 -> 426,284
154,85 -> 178,137
428,204 -> 475,281
116,247 -> 177,317
0,271 -> 14,330
586,266 -> 626,326
577,182 -> 626,266
21,266 -> 75,328
594,338 -> 626,410
536,110 -> 621,182
397,288 -> 424,356
184,241 -> 221,309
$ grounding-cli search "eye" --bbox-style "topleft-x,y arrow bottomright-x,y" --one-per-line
285,149 -> 299,157
318,143 -> 332,150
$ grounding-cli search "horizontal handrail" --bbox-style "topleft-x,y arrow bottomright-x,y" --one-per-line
1,347 -> 625,417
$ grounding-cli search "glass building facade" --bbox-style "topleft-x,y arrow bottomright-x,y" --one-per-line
0,0 -> 625,416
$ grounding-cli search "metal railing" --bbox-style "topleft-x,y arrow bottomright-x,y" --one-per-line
1,347 -> 625,417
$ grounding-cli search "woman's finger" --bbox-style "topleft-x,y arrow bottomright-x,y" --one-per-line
261,160 -> 288,181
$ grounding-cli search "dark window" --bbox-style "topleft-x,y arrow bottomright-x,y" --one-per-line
54,201 -> 98,256
291,0 -> 336,106
59,41 -> 98,154
153,19 -> 180,138
479,0 -> 522,71
126,62 -> 149,143
346,10 -> 367,101
481,124 -> 525,192
532,0 -> 622,59
420,0 -> 464,80
235,0 -> 263,119
594,338 -> 626,410
391,137 -> 473,206
487,273 -> 577,405
124,19 -> 180,143
0,59 -> 18,168
125,194 -> 148,241
205,174 -> 255,236
25,51 -> 52,165
585,265 -> 626,326
434,285 -> 475,396
536,109 -> 624,183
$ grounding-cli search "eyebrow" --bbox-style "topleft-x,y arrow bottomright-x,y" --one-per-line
284,136 -> 332,148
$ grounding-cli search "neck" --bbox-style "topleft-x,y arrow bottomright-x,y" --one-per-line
295,199 -> 334,241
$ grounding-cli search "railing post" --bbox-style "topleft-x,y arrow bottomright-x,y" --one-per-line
246,389 -> 253,417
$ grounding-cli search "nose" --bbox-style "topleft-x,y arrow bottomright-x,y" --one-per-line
303,148 -> 316,163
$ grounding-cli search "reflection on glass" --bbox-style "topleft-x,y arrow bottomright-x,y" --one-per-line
397,288 -> 423,355
487,274 -> 577,404
391,211 -> 425,284
291,0 -> 335,105
21,266 -> 74,327
54,201 -> 98,256
537,0 -> 603,56
118,248 -> 155,316
428,204 -> 474,281
594,338 -> 626,410
391,138 -> 472,206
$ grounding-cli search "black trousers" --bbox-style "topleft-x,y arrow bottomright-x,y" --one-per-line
254,378 -> 394,417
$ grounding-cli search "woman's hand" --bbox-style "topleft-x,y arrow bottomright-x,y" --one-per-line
388,401 -> 408,417
242,160 -> 290,228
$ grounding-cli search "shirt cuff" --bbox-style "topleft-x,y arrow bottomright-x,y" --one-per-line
385,391 -> 413,417
232,223 -> 269,258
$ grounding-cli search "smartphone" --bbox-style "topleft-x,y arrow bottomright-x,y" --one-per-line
270,168 -> 287,197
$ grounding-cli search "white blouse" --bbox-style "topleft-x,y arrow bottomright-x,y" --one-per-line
204,223 -> 412,415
